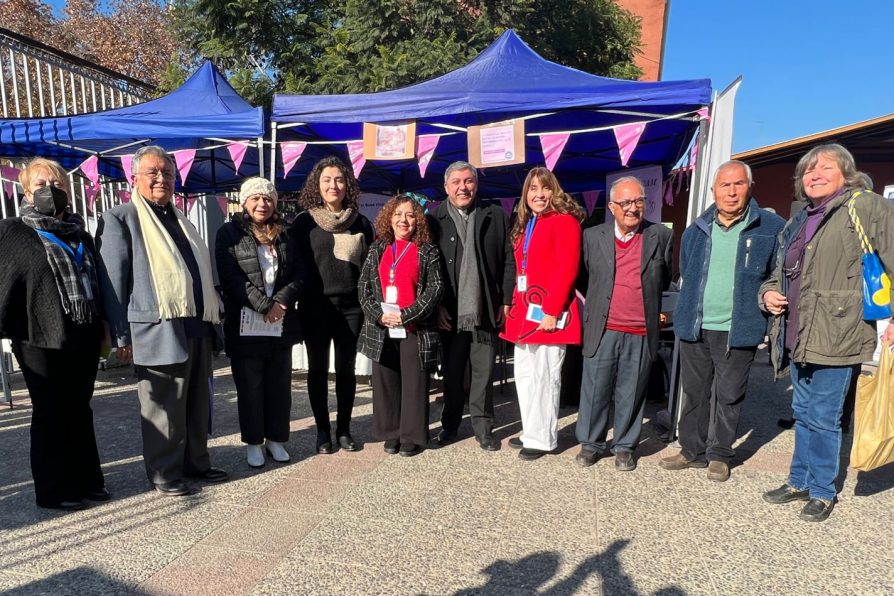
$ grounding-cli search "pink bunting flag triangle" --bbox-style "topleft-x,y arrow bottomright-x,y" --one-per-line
216,195 -> 230,216
539,133 -> 570,171
1,165 -> 20,199
499,197 -> 516,216
582,190 -> 601,214
80,155 -> 100,188
416,135 -> 440,178
226,142 -> 248,174
120,155 -> 134,186
85,184 -> 100,213
174,149 -> 196,185
347,141 -> 365,178
281,142 -> 307,178
663,179 -> 674,206
613,123 -> 646,167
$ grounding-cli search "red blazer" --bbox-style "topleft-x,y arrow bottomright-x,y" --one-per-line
500,210 -> 582,345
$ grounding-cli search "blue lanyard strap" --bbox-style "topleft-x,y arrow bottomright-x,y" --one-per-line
35,229 -> 84,268
522,215 -> 537,272
389,241 -> 413,282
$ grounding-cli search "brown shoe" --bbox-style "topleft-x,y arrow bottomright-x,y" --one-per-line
706,460 -> 730,482
659,452 -> 708,470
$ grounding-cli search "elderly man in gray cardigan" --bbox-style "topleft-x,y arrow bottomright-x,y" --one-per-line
96,145 -> 228,496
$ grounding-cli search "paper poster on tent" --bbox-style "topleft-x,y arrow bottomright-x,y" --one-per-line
605,165 -> 663,223
468,120 -> 525,168
363,122 -> 416,160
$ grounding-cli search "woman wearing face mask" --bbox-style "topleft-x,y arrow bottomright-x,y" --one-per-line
357,194 -> 444,457
293,157 -> 374,454
0,158 -> 106,511
501,167 -> 585,461
215,178 -> 303,468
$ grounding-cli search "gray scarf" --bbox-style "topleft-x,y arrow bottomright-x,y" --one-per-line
20,202 -> 98,325
447,202 -> 484,333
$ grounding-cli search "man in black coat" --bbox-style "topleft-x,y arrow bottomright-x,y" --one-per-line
428,161 -> 515,450
575,176 -> 673,471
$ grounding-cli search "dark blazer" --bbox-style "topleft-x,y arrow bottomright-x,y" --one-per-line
357,240 -> 444,371
427,201 -> 515,330
215,216 -> 303,357
0,218 -> 103,349
580,220 -> 673,359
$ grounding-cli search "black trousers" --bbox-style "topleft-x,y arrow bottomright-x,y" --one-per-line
301,301 -> 363,437
678,329 -> 756,463
231,347 -> 292,445
13,340 -> 104,506
439,329 -> 495,439
371,332 -> 430,447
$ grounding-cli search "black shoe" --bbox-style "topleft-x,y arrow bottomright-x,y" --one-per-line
508,437 -> 524,450
478,435 -> 500,452
763,484 -> 810,505
614,451 -> 636,472
154,480 -> 197,497
186,467 -> 229,483
399,443 -> 421,457
317,432 -> 333,455
337,434 -> 358,452
800,498 -> 835,522
519,447 -> 547,461
384,439 -> 400,455
777,417 -> 796,430
432,430 -> 457,447
37,499 -> 89,511
84,488 -> 111,502
575,448 -> 601,467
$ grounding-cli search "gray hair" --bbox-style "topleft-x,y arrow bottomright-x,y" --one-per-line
793,143 -> 871,199
444,161 -> 478,184
132,145 -> 175,177
609,176 -> 645,202
712,160 -> 753,187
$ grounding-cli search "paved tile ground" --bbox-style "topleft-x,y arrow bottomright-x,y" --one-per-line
1,349 -> 892,595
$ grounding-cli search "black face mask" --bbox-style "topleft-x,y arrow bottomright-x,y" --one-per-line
32,185 -> 69,216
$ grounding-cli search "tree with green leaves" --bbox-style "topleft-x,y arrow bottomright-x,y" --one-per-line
170,0 -> 642,105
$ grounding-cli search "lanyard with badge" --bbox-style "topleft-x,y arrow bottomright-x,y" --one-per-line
35,229 -> 93,300
385,240 -> 413,304
517,215 -> 536,292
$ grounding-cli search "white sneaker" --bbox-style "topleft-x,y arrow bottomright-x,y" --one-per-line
246,444 -> 265,468
265,440 -> 290,463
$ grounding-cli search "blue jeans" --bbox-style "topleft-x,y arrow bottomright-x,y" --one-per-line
788,362 -> 859,501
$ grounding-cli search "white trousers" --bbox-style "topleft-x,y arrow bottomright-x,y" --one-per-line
514,343 -> 566,451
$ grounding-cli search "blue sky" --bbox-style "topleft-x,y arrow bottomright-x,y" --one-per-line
663,1 -> 894,153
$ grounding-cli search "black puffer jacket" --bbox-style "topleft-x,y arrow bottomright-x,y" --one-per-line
215,215 -> 303,357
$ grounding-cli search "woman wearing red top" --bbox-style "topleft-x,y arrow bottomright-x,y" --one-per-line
358,195 -> 444,457
501,167 -> 584,460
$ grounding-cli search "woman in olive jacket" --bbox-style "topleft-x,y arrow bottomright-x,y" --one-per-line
216,178 -> 302,468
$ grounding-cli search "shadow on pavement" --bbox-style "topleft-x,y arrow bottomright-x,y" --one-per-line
452,540 -> 687,595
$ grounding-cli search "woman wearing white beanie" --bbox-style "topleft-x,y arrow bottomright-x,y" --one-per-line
215,177 -> 303,467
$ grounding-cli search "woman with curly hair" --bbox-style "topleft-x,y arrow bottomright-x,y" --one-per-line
357,195 -> 444,456
500,167 -> 584,460
293,156 -> 374,454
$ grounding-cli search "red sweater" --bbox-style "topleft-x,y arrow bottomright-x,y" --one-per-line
606,234 -> 646,335
500,211 -> 581,346
378,240 -> 419,332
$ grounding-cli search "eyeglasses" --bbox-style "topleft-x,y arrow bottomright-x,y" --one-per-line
138,169 -> 175,180
611,198 -> 645,210
783,259 -> 801,280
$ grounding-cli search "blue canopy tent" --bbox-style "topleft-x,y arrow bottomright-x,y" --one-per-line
270,30 -> 712,197
0,61 -> 265,193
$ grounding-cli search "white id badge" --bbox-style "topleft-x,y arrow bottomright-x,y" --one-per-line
385,285 -> 398,304
81,273 -> 94,300
517,275 -> 527,292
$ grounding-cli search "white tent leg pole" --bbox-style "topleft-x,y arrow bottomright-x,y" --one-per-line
257,136 -> 265,182
269,123 -> 278,183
